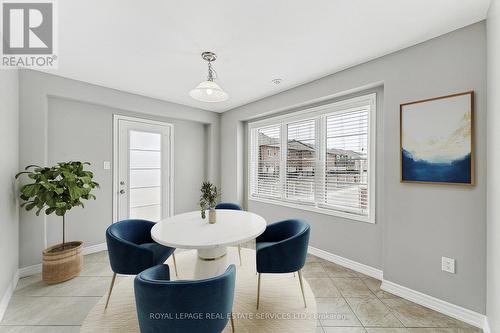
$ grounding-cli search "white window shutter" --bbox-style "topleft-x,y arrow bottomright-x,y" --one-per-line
250,125 -> 281,198
319,108 -> 369,216
285,119 -> 316,203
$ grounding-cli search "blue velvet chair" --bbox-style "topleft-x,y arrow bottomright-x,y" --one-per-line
215,202 -> 243,210
215,202 -> 244,265
255,219 -> 310,309
134,264 -> 236,333
105,219 -> 177,309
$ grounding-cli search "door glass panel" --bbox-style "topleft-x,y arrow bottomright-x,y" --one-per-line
129,151 -> 161,169
130,187 -> 161,208
129,130 -> 162,221
130,205 -> 161,221
130,131 -> 161,150
129,169 -> 161,188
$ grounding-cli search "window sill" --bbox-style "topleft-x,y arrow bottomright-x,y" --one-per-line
248,196 -> 375,224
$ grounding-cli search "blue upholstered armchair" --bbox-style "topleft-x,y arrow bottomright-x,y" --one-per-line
215,202 -> 243,265
255,219 -> 310,309
134,264 -> 236,333
215,202 -> 243,210
105,219 -> 177,309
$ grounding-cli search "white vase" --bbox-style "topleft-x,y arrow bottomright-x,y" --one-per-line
209,209 -> 216,224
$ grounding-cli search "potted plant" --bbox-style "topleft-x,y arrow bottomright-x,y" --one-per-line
199,181 -> 220,224
15,162 -> 99,284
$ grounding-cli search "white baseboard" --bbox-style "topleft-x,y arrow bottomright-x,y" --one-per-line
18,263 -> 42,278
0,269 -> 19,322
307,246 -> 383,280
82,242 -> 107,255
18,242 -> 108,278
381,279 -> 487,329
483,317 -> 491,333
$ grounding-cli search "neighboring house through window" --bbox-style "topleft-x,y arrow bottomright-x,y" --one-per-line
248,93 -> 376,223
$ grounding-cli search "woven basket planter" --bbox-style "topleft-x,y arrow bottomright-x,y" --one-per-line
42,241 -> 83,284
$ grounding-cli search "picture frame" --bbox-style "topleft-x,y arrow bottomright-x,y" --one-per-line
400,91 -> 474,186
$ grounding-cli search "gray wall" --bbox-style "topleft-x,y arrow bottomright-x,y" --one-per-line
487,0 -> 500,330
0,71 -> 19,306
45,97 -> 206,247
19,70 -> 220,267
221,22 -> 486,313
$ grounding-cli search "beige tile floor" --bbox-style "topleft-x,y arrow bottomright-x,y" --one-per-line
0,250 -> 482,333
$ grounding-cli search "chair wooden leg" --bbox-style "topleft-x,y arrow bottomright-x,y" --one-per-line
238,245 -> 242,266
104,272 -> 117,310
298,270 -> 307,308
172,253 -> 179,277
230,312 -> 235,332
256,273 -> 261,310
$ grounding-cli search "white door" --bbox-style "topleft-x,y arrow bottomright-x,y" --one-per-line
114,116 -> 173,222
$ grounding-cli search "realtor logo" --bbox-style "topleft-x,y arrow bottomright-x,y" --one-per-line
1,0 -> 57,68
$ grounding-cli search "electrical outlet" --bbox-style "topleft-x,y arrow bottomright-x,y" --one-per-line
103,161 -> 111,170
441,257 -> 455,274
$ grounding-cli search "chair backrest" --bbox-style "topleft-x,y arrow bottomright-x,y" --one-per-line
215,202 -> 243,210
135,264 -> 236,333
263,219 -> 309,242
107,219 -> 154,245
257,219 -> 310,273
283,219 -> 310,270
106,219 -> 155,274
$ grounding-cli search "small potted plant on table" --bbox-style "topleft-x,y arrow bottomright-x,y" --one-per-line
199,181 -> 220,224
16,162 -> 99,284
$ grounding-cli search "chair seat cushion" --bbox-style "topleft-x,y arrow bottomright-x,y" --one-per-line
256,242 -> 276,251
139,243 -> 175,265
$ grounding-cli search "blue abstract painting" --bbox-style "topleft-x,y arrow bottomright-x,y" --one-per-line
401,92 -> 473,185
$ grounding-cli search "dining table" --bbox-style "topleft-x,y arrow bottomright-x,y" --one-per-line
151,209 -> 267,278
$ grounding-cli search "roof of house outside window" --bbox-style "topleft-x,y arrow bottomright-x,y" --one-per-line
258,132 -> 362,158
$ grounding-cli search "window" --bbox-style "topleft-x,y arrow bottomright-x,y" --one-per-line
286,119 -> 316,202
248,94 -> 376,223
250,125 -> 281,198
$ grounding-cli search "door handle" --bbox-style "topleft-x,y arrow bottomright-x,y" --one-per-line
120,189 -> 125,194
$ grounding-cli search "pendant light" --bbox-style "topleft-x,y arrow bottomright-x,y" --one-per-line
189,51 -> 229,103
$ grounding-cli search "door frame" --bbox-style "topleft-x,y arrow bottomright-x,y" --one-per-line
112,114 -> 174,223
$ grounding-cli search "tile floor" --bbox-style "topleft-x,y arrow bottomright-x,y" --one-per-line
305,253 -> 482,333
0,250 -> 482,333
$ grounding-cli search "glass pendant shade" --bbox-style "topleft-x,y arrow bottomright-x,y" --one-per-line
189,80 -> 229,102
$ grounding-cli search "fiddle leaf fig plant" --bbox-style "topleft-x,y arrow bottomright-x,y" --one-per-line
15,162 -> 100,250
199,181 -> 220,219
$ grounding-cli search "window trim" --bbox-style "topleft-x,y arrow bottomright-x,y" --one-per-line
247,93 -> 376,224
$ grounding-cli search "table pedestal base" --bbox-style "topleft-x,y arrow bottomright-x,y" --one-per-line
194,247 -> 229,279
197,247 -> 227,260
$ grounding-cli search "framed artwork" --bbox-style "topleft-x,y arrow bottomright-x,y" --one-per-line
400,91 -> 474,185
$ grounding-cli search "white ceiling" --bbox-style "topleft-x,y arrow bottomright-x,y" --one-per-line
44,0 -> 490,112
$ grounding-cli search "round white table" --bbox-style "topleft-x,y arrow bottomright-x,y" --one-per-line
151,210 -> 267,278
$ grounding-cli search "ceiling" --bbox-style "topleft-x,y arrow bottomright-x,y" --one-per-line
43,0 -> 490,112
